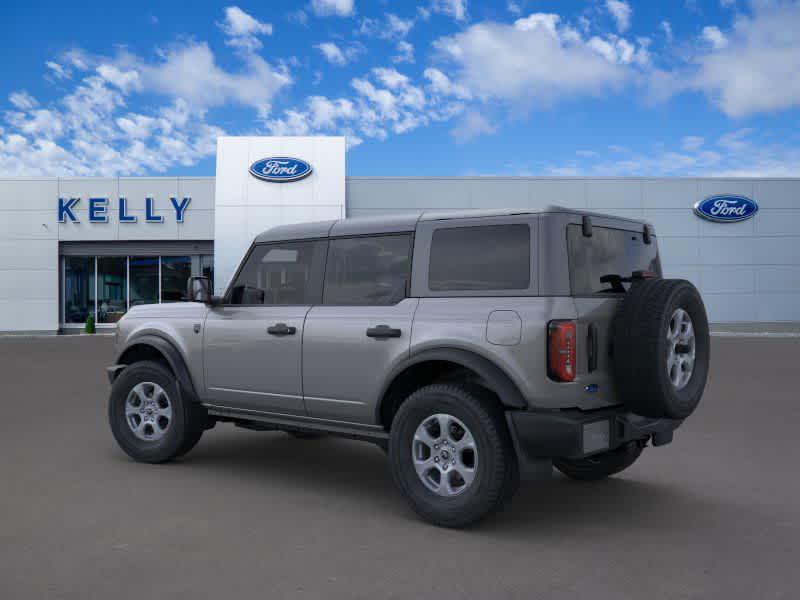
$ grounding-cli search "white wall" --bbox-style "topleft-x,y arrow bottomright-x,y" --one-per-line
213,136 -> 345,294
0,177 -> 214,333
347,177 -> 800,324
0,178 -> 59,332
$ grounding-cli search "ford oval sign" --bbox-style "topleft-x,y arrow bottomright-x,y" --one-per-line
249,157 -> 312,183
693,195 -> 758,223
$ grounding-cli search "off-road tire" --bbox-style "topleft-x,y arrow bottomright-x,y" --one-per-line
389,384 -> 518,528
554,442 -> 644,481
109,361 -> 206,463
613,279 -> 710,419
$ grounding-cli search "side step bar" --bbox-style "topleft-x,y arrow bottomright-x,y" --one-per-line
203,403 -> 389,444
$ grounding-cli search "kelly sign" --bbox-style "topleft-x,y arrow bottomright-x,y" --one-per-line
58,197 -> 191,223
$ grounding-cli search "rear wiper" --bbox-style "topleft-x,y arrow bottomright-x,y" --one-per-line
599,271 -> 658,293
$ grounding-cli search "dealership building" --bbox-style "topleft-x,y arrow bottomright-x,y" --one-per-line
0,135 -> 798,334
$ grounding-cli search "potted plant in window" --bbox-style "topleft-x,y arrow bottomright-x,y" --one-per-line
84,314 -> 96,334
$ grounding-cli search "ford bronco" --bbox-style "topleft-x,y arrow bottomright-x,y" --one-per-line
108,207 -> 709,527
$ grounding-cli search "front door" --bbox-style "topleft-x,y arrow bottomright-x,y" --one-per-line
203,239 -> 328,415
302,233 -> 415,425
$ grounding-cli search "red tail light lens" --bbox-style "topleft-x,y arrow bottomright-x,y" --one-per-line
548,320 -> 576,382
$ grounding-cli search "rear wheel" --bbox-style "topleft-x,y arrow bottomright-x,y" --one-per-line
109,361 -> 206,463
389,384 -> 518,528
554,442 -> 644,481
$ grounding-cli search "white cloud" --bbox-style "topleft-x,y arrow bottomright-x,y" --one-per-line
314,42 -> 363,66
507,1 -> 522,16
218,6 -> 272,51
546,128 -> 800,177
9,91 -> 38,111
430,0 -> 468,21
0,34 -> 288,175
691,1 -> 800,116
310,0 -> 354,17
432,13 -> 638,107
423,67 -> 472,100
45,61 -> 71,80
660,20 -> 673,42
393,41 -> 415,64
451,110 -> 496,142
266,66 -> 463,145
606,0 -> 632,33
701,25 -> 728,49
386,14 -> 415,38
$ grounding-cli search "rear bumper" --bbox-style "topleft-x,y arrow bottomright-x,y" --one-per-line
506,407 -> 683,462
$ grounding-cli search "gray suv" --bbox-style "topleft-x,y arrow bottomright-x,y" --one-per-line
108,207 -> 709,527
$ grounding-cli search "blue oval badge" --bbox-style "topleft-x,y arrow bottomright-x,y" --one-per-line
694,195 -> 758,223
249,157 -> 313,183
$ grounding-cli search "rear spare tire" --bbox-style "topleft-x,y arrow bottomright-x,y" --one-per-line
613,279 -> 709,419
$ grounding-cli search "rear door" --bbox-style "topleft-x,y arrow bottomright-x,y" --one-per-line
204,240 -> 327,415
302,233 -> 416,425
566,221 -> 661,402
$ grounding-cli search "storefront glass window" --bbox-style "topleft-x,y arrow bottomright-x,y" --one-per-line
97,257 -> 128,323
130,256 -> 159,307
161,256 -> 191,302
64,256 -> 95,324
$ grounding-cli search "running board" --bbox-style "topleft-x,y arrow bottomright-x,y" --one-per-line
203,403 -> 389,443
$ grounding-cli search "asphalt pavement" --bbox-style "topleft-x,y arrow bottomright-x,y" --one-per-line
1,335 -> 798,599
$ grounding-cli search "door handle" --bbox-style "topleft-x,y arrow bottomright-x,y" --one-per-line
267,323 -> 296,336
366,325 -> 402,339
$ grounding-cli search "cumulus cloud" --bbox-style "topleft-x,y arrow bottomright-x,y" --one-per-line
430,0 -> 468,21
701,25 -> 728,49
393,41 -> 415,63
265,66 -> 463,144
0,10 -> 289,176
217,6 -> 273,51
310,0 -> 354,17
691,1 -> 800,116
314,42 -> 363,66
431,13 -> 643,107
606,0 -> 632,33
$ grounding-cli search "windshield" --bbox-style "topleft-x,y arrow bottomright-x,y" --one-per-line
567,224 -> 661,294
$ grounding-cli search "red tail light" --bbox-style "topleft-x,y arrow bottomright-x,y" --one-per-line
548,320 -> 576,382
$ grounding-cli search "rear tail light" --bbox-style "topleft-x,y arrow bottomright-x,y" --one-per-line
548,320 -> 576,382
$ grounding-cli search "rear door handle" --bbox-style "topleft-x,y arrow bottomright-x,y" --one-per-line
587,323 -> 599,372
267,323 -> 296,336
366,325 -> 402,339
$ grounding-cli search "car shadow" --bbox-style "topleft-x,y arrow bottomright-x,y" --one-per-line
156,427 -> 736,535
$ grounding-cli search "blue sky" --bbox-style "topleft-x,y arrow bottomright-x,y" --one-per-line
1,0 -> 798,177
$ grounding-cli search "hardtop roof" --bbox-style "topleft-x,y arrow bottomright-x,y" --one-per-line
252,206 -> 651,243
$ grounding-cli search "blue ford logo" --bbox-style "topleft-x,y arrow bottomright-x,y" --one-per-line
249,157 -> 313,183
693,195 -> 758,223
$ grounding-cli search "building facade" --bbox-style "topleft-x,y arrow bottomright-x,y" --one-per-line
0,136 -> 798,334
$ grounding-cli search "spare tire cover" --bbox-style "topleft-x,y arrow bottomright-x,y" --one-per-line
612,279 -> 710,419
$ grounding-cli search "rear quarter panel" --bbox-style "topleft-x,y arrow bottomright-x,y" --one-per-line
411,297 -> 618,410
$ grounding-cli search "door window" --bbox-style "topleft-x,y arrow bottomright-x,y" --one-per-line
228,241 -> 327,305
323,234 -> 411,306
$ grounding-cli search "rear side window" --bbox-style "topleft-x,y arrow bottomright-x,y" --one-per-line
428,224 -> 530,291
228,240 -> 327,305
567,224 -> 661,294
323,234 -> 412,305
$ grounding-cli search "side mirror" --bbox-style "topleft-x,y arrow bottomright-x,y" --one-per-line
187,276 -> 212,304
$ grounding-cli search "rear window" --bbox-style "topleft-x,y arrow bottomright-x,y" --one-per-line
567,224 -> 661,294
429,224 -> 530,291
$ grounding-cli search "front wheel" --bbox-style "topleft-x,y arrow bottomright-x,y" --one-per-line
554,442 -> 644,481
109,361 -> 206,463
389,384 -> 518,528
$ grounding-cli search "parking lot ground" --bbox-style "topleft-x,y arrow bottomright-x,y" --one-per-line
1,335 -> 799,599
